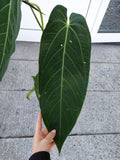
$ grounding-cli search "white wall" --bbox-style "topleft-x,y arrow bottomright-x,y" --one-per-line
17,0 -> 116,43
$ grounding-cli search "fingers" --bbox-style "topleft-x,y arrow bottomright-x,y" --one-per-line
43,128 -> 48,136
35,112 -> 42,134
45,129 -> 56,143
50,141 -> 56,151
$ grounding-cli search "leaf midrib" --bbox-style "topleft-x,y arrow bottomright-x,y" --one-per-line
59,23 -> 69,138
0,0 -> 12,70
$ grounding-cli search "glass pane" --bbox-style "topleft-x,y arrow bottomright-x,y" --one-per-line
98,0 -> 120,33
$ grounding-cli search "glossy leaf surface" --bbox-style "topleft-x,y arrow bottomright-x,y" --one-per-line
0,0 -> 21,81
37,5 -> 91,153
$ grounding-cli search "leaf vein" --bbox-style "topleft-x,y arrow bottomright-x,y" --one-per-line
41,47 -> 63,75
0,0 -> 12,70
0,3 -> 10,14
69,26 -> 86,77
64,66 -> 80,88
47,86 -> 60,102
0,32 -> 7,36
43,68 -> 61,93
66,52 -> 83,80
41,26 -> 66,67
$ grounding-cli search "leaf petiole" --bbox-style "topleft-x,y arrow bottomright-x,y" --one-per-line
24,0 -> 44,31
26,87 -> 35,100
22,0 -> 39,12
31,3 -> 44,30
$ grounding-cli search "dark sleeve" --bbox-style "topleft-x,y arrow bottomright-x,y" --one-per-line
29,151 -> 50,160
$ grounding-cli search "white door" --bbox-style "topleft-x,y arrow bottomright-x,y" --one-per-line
17,0 -> 111,42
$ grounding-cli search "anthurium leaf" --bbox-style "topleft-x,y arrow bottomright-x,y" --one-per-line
0,0 -> 21,81
37,5 -> 91,154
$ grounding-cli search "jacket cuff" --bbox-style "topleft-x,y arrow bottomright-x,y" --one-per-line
29,151 -> 50,160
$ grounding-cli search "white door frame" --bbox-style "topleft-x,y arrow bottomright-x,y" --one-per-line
86,0 -> 120,43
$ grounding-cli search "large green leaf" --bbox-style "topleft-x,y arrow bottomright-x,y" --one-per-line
36,5 -> 91,154
0,0 -> 21,81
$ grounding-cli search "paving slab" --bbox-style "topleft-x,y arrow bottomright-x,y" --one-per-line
0,43 -> 120,160
0,91 -> 39,137
88,63 -> 120,91
12,42 -> 120,63
0,61 -> 38,90
0,134 -> 120,160
12,42 -> 39,61
91,44 -> 120,63
0,61 -> 119,91
0,91 -> 120,137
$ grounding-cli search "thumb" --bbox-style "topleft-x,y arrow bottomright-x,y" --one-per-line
45,129 -> 56,143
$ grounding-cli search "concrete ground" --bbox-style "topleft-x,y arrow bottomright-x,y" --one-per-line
0,42 -> 120,160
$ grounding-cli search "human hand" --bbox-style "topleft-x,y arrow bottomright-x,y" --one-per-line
32,112 -> 56,155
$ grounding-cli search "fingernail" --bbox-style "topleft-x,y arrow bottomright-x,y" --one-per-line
52,129 -> 56,133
